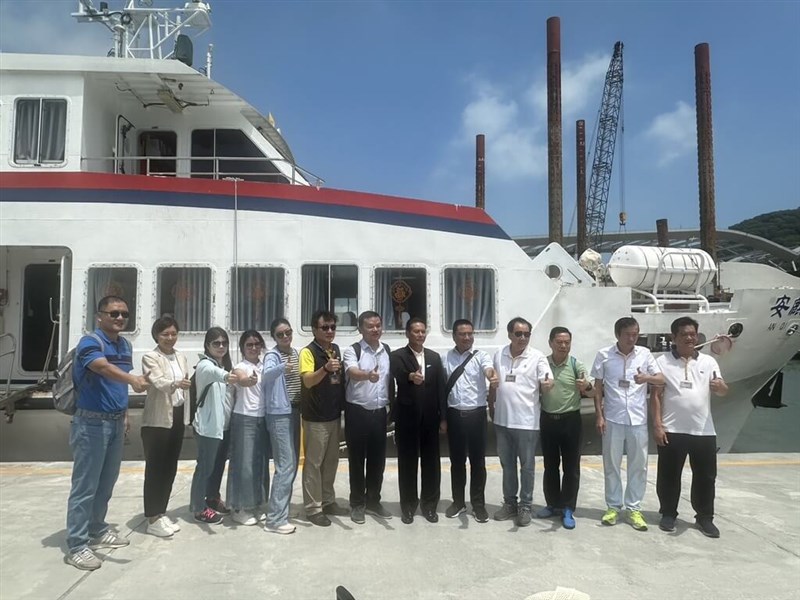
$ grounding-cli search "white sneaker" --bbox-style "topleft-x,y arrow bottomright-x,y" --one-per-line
232,510 -> 258,526
66,547 -> 102,570
254,511 -> 267,523
265,523 -> 296,535
146,517 -> 174,538
161,515 -> 181,533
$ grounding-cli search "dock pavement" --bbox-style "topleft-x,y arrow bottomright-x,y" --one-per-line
1,454 -> 798,600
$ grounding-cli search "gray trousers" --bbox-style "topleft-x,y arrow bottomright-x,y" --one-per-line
302,418 -> 340,516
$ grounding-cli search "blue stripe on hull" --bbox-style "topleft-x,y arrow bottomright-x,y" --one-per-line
1,187 -> 510,240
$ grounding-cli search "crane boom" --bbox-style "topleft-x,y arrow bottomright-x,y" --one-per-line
586,41 -> 624,250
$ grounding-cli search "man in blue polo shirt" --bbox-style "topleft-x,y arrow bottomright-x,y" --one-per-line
65,296 -> 149,571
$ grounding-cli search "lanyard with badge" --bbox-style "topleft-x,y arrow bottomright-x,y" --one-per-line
680,357 -> 693,389
506,355 -> 522,383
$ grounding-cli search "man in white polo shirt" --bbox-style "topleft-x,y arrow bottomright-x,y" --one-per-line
491,317 -> 553,528
652,316 -> 728,538
591,316 -> 663,531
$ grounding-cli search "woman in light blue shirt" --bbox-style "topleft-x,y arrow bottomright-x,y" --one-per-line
190,327 -> 243,524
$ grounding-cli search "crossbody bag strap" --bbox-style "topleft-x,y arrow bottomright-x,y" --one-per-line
445,350 -> 477,398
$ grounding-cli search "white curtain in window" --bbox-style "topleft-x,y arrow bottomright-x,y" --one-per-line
233,268 -> 284,331
13,100 -> 39,162
172,269 -> 210,331
40,100 -> 67,162
445,269 -> 495,330
374,270 -> 397,329
301,265 -> 328,327
88,268 -> 136,331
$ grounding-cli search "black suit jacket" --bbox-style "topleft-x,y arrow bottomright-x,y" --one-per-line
390,346 -> 446,422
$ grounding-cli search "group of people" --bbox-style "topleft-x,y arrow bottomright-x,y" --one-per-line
64,295 -> 728,572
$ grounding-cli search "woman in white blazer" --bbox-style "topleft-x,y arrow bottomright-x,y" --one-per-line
140,315 -> 190,538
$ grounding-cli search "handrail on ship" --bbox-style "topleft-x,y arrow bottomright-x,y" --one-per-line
80,155 -> 326,188
0,333 -> 17,400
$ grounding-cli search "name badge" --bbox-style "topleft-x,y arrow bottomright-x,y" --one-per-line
680,381 -> 693,389
505,374 -> 517,383
618,379 -> 630,389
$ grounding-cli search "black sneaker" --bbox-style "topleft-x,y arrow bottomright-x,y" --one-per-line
308,512 -> 332,527
194,508 -> 223,525
696,518 -> 720,538
659,515 -> 676,532
322,502 -> 349,517
515,506 -> 532,527
445,502 -> 466,518
494,503 -> 518,521
351,506 -> 366,524
473,506 -> 490,523
206,498 -> 231,515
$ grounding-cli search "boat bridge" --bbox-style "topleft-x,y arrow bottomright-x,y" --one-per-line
515,228 -> 800,275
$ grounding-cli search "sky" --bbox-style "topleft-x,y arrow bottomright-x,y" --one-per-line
1,0 -> 798,238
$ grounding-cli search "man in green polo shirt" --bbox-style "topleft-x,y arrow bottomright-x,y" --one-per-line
536,326 -> 592,529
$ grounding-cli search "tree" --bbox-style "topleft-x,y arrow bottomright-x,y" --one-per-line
730,208 -> 800,249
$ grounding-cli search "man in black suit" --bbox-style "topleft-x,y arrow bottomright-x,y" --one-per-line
391,318 -> 446,524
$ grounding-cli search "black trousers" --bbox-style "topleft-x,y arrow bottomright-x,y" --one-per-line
395,405 -> 441,515
446,407 -> 487,508
539,410 -> 582,511
141,405 -> 185,518
345,404 -> 388,508
657,432 -> 717,520
208,427 -> 231,500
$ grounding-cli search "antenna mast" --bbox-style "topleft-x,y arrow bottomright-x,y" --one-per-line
72,0 -> 211,60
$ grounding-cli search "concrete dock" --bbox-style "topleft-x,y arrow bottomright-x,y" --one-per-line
1,454 -> 798,600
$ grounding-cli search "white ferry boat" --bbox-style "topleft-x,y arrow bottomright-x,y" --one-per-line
1,1 -> 798,451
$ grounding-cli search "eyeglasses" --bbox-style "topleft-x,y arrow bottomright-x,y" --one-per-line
513,331 -> 532,339
99,310 -> 130,319
210,340 -> 229,348
244,342 -> 263,349
275,329 -> 293,339
316,324 -> 337,332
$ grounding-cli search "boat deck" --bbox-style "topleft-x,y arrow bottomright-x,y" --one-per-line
1,454 -> 798,600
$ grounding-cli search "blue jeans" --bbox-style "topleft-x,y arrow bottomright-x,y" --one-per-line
495,424 -> 539,509
227,413 -> 267,511
66,414 -> 125,552
290,405 -> 301,483
265,413 -> 296,527
191,434 -> 222,513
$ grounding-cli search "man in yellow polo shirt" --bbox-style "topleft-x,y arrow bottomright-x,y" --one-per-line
536,327 -> 592,529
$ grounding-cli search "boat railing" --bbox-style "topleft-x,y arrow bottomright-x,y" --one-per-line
80,155 -> 326,188
631,288 -> 711,313
0,333 -> 17,400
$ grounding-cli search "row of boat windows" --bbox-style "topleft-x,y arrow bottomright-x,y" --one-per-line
12,97 -> 283,181
86,265 -> 497,334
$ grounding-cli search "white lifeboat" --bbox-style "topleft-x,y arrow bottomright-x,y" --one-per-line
608,245 -> 716,291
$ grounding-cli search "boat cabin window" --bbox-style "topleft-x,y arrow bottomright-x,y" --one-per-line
230,266 -> 286,332
157,266 -> 212,332
191,129 -> 288,183
86,267 -> 138,332
13,98 -> 67,165
301,264 -> 358,330
139,131 -> 177,176
374,267 -> 427,331
443,268 -> 496,331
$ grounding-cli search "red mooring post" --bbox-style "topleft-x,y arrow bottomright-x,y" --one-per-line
695,43 -> 717,266
475,134 -> 485,210
576,119 -> 587,258
547,16 -> 563,245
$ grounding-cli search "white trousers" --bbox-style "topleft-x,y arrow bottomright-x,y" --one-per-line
602,420 -> 649,511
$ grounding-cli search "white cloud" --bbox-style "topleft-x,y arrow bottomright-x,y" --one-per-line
644,100 -> 696,166
0,1 -> 112,56
433,51 -> 609,190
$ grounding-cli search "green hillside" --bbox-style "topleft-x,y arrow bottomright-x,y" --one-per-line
730,208 -> 800,249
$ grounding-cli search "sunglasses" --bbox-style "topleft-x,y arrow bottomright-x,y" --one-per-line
244,342 -> 263,349
210,340 -> 229,348
513,331 -> 532,339
99,310 -> 130,319
316,324 -> 336,332
275,329 -> 293,339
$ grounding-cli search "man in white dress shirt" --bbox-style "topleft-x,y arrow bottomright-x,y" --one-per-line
442,319 -> 499,524
591,316 -> 664,531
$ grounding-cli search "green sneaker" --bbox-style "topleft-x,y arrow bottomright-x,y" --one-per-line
601,508 -> 618,526
628,510 -> 648,531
